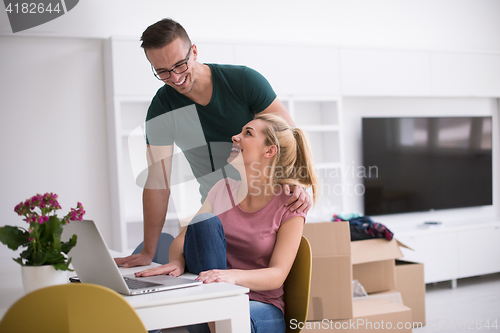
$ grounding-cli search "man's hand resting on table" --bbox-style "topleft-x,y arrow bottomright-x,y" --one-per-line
133,260 -> 185,277
114,252 -> 153,268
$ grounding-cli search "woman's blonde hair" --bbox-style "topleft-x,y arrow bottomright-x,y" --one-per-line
255,113 -> 319,205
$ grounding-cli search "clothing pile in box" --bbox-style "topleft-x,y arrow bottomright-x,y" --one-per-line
332,212 -> 394,241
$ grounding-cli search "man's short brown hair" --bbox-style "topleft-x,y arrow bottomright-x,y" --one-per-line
140,18 -> 191,49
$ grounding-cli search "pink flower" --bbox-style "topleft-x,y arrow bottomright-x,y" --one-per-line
30,195 -> 40,207
14,203 -> 22,215
39,215 -> 49,224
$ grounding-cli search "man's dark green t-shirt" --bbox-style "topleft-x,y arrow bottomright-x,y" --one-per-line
145,63 -> 277,201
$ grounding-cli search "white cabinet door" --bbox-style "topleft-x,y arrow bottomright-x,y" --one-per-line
234,44 -> 341,96
431,52 -> 500,96
457,225 -> 500,278
397,232 -> 459,283
340,48 -> 432,96
110,38 -> 163,96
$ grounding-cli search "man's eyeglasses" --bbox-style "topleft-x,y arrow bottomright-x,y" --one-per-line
151,46 -> 192,81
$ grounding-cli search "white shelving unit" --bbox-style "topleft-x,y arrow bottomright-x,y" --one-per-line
282,96 -> 346,222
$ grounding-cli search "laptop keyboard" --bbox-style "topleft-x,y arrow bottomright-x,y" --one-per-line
123,276 -> 163,290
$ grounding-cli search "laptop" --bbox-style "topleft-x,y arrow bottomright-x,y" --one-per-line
62,219 -> 201,295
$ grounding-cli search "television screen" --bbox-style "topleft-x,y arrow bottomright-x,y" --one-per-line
362,117 -> 493,216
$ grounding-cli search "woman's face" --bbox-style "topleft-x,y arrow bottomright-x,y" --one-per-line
228,119 -> 275,169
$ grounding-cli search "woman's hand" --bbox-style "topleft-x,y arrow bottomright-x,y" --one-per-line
284,184 -> 312,214
196,269 -> 240,285
134,260 -> 185,277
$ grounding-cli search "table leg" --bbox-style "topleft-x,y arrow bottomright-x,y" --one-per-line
215,294 -> 251,333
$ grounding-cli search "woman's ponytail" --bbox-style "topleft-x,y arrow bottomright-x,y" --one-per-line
255,114 -> 320,205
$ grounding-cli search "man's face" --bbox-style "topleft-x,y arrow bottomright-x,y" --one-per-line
146,38 -> 196,94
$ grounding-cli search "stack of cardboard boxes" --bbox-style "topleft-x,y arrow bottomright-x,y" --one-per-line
300,222 -> 425,332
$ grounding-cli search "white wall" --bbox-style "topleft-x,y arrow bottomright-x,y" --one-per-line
0,36 -> 111,268
1,0 -> 500,52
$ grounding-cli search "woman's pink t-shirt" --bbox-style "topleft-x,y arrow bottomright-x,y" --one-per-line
207,178 -> 306,313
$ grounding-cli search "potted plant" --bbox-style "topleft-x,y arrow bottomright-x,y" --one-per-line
0,192 -> 84,293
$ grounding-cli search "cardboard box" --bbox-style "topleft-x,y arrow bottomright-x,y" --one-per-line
353,290 -> 403,305
351,238 -> 404,293
395,260 -> 426,327
300,298 -> 413,332
303,222 -> 353,321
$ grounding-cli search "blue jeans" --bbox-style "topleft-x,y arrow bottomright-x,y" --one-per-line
184,213 -> 285,333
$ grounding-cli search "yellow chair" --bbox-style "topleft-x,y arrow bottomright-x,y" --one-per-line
0,283 -> 148,333
283,235 -> 312,333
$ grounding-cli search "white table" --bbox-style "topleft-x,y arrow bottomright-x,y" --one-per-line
119,265 -> 251,332
0,262 -> 251,333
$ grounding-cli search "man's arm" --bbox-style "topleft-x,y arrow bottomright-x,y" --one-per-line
134,198 -> 214,278
115,145 -> 173,268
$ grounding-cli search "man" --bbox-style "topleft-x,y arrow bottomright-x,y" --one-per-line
116,18 -> 311,268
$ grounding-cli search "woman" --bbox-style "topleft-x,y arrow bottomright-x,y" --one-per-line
135,113 -> 319,333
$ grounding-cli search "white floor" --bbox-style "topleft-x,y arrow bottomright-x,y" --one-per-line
414,273 -> 500,332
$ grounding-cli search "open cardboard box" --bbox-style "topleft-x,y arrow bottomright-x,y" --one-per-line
351,238 -> 410,293
352,237 -> 425,327
303,221 -> 425,328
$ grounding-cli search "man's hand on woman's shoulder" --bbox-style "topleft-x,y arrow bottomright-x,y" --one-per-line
283,184 -> 312,214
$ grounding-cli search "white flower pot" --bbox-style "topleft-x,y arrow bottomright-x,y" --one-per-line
21,265 -> 69,294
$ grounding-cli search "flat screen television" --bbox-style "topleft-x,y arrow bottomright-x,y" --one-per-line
362,117 -> 493,216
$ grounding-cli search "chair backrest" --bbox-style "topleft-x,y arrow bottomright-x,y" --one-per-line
133,232 -> 174,264
0,283 -> 148,333
283,235 -> 312,333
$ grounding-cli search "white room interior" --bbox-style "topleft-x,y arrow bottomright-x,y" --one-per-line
1,0 -> 500,331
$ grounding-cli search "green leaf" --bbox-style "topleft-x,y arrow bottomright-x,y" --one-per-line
20,247 -> 34,260
53,258 -> 73,271
32,250 -> 47,266
45,251 -> 65,264
46,216 -> 63,252
13,257 -> 24,265
61,234 -> 77,254
45,216 -> 62,236
0,226 -> 30,250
